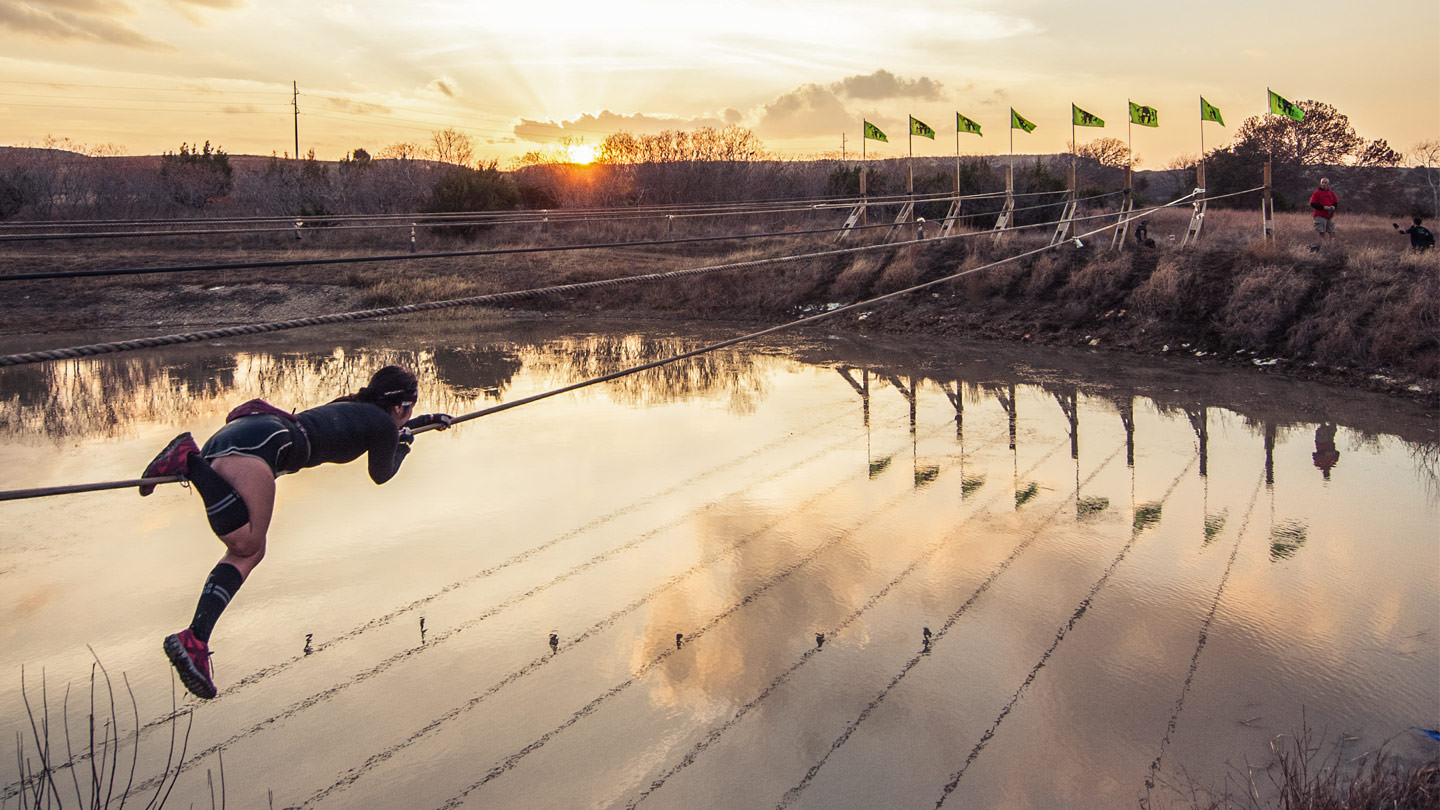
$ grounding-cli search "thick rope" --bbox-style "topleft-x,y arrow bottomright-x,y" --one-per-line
0,193 -> 1198,502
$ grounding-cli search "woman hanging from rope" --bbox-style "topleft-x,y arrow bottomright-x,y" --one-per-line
138,365 -> 452,699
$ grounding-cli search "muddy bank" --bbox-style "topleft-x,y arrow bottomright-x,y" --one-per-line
2,234 -> 1436,403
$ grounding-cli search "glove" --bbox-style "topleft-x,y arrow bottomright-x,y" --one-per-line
397,427 -> 415,446
406,413 -> 453,431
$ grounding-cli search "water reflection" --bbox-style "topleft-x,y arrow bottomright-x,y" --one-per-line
1,322 -> 1437,810
0,333 -> 773,444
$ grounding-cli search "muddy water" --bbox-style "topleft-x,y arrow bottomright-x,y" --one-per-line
1,318 -> 1436,810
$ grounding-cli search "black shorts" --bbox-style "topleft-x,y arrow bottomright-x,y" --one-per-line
200,415 -> 307,475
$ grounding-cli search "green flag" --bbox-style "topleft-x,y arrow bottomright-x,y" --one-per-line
1200,96 -> 1224,125
1072,104 -> 1105,127
909,115 -> 935,139
956,111 -> 982,136
1129,101 -> 1159,127
1010,108 -> 1036,133
863,120 -> 888,142
1268,89 -> 1304,122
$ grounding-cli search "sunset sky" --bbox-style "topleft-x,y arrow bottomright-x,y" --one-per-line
1,0 -> 1436,167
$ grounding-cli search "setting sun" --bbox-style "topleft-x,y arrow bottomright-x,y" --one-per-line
566,143 -> 599,164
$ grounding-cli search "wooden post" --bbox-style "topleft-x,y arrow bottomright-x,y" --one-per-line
1261,160 -> 1275,244
1182,162 -> 1207,247
1050,164 -> 1079,245
860,168 -> 868,227
992,165 -> 1015,244
1111,166 -> 1135,250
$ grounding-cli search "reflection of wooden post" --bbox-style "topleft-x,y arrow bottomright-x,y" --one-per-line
836,367 -> 870,427
1263,420 -> 1277,489
1186,406 -> 1208,478
1261,160 -> 1276,244
1120,397 -> 1135,468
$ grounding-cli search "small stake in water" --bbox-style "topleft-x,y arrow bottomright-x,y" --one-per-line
419,617 -> 427,644
675,632 -> 684,649
922,627 -> 933,653
549,633 -> 559,653
303,633 -> 313,656
815,633 -> 826,649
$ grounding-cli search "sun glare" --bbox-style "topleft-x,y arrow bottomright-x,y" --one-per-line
565,143 -> 599,164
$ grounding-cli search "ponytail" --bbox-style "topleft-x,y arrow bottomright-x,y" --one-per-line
332,365 -> 418,409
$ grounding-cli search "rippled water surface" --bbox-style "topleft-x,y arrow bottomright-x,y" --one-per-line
2,318 -> 1436,810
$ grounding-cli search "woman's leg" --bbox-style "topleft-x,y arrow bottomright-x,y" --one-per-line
165,454 -> 275,699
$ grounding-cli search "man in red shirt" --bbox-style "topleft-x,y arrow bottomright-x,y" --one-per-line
1309,177 -> 1338,248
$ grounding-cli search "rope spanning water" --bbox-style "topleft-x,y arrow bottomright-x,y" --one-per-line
0,193 -> 1197,503
414,424 -> 1009,810
623,434 -> 1071,810
0,403 -> 858,803
931,455 -> 1199,809
773,441 -> 1129,810
1140,472 -> 1266,806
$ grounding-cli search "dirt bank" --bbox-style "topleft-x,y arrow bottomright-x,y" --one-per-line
2,225 -> 1436,404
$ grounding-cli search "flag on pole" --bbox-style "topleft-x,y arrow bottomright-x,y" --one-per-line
956,112 -> 982,136
1267,89 -> 1304,121
1129,101 -> 1159,127
863,120 -> 888,142
1010,108 -> 1036,133
1072,104 -> 1105,127
909,116 -> 935,139
1200,97 -> 1224,125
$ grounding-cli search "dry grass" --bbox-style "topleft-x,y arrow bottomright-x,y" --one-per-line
1157,725 -> 1440,810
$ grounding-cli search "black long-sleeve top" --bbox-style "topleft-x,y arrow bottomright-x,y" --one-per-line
295,401 -> 409,484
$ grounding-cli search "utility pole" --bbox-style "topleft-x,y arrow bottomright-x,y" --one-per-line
293,81 -> 300,160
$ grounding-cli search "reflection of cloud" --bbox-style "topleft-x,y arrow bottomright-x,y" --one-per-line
0,1 -> 173,49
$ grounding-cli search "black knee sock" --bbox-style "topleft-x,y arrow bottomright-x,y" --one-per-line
185,455 -> 251,536
190,562 -> 244,643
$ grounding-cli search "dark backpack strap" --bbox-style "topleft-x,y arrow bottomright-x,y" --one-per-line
226,398 -> 299,423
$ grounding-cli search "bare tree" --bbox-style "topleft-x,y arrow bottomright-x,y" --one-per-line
429,128 -> 475,167
1070,137 -> 1136,168
1411,139 -> 1440,216
376,141 -> 424,160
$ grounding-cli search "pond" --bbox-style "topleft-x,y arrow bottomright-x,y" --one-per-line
1,317 -> 1436,810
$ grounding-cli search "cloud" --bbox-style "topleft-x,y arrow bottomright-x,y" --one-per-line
427,77 -> 459,99
323,97 -> 392,116
513,110 -> 731,143
753,70 -> 944,139
754,83 -> 852,139
838,69 -> 944,101
0,2 -> 171,49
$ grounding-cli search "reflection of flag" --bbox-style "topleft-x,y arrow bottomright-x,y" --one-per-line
1072,104 -> 1105,127
1200,96 -> 1224,125
957,112 -> 982,136
1010,108 -> 1036,133
1129,101 -> 1159,127
863,120 -> 888,142
909,116 -> 935,139
1268,89 -> 1304,121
